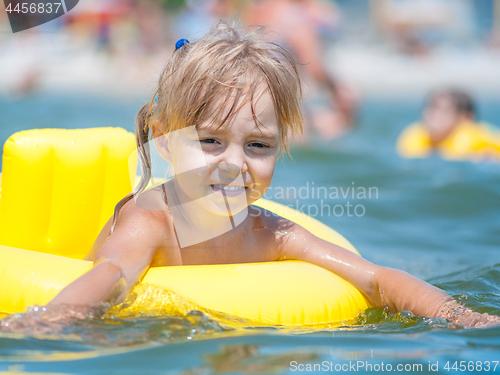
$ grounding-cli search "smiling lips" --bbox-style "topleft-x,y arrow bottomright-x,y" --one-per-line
210,184 -> 247,197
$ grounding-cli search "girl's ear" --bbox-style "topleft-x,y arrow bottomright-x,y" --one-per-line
152,123 -> 173,162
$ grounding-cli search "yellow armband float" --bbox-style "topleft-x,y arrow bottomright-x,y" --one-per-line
396,121 -> 500,162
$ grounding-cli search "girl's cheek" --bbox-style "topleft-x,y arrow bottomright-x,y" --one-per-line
176,146 -> 209,172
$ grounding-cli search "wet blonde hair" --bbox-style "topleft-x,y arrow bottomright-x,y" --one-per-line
111,21 -> 304,232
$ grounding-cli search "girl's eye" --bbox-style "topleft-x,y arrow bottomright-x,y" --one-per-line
248,142 -> 269,148
200,138 -> 220,145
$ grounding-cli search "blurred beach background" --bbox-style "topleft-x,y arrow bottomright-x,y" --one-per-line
1,1 -> 500,374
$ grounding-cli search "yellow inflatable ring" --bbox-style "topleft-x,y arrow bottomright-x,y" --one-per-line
0,128 -> 371,326
396,121 -> 500,162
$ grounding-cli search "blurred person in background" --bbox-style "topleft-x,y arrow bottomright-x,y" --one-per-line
65,0 -> 171,57
244,0 -> 357,141
2,0 -> 175,98
369,0 -> 462,56
397,89 -> 500,162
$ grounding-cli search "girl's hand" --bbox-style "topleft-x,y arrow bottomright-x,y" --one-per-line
276,221 -> 500,326
0,304 -> 105,335
437,299 -> 500,328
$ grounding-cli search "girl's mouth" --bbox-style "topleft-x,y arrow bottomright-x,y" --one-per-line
210,184 -> 247,197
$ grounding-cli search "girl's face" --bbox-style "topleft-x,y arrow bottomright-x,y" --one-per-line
167,89 -> 280,217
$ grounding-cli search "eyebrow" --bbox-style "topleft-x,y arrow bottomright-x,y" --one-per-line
197,126 -> 279,140
248,130 -> 279,140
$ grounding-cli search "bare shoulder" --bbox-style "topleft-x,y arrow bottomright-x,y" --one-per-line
247,205 -> 302,260
248,205 -> 297,232
115,187 -> 170,231
86,187 -> 173,262
248,205 -> 349,260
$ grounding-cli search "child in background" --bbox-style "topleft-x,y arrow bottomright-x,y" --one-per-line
3,23 -> 500,330
397,89 -> 500,161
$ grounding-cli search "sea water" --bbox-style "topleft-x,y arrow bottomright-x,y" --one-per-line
0,93 -> 499,374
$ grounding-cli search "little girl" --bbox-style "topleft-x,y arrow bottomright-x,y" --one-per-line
30,23 -> 500,328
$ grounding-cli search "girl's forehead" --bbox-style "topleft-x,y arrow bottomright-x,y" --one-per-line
198,89 -> 278,131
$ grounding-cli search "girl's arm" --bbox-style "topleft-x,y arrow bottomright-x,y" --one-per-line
279,223 -> 500,327
1,201 -> 164,333
1,195 -> 170,334
50,199 -> 166,307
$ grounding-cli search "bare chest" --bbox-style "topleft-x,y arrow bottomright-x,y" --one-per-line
153,222 -> 279,266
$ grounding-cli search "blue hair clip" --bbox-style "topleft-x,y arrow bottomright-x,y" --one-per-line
154,97 -> 158,102
175,38 -> 190,50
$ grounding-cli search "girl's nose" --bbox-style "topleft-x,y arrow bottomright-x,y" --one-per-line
218,146 -> 248,174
